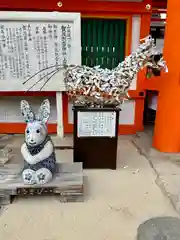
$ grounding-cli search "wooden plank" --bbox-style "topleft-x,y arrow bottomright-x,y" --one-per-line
0,163 -> 83,186
0,162 -> 82,175
0,162 -> 84,205
0,189 -> 17,195
0,179 -> 82,190
16,186 -> 83,196
0,163 -> 23,171
0,170 -> 83,188
0,195 -> 11,205
0,164 -> 22,183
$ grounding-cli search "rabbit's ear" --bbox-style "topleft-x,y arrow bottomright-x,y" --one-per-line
20,100 -> 35,122
36,99 -> 50,123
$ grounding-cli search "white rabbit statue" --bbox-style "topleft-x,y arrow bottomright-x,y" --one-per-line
20,99 -> 56,185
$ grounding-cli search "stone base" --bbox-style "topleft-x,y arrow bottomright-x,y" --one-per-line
137,217 -> 180,240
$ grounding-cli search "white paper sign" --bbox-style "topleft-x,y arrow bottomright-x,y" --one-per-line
77,111 -> 116,137
0,12 -> 81,91
0,22 -> 72,79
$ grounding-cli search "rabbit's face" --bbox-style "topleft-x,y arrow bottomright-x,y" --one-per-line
25,121 -> 47,146
20,99 -> 51,146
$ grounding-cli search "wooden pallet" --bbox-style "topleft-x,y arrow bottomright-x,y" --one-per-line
0,162 -> 84,205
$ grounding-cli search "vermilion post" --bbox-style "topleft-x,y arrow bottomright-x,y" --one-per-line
153,0 -> 180,152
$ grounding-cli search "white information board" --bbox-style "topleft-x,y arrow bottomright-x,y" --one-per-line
77,111 -> 116,137
0,11 -> 81,91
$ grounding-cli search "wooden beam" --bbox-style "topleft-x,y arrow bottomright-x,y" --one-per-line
152,1 -> 167,9
0,0 -> 152,14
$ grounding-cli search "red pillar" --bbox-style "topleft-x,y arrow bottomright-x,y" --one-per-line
153,0 -> 180,152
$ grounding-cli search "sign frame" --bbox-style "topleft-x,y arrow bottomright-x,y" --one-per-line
0,11 -> 81,138
77,111 -> 116,137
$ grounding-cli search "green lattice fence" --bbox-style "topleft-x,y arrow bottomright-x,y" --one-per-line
81,18 -> 126,69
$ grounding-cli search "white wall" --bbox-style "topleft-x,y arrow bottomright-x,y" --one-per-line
0,96 -> 57,123
156,39 -> 164,53
119,100 -> 135,124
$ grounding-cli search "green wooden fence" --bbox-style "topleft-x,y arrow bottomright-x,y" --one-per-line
81,18 -> 126,69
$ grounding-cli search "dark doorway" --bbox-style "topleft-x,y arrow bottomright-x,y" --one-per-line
143,90 -> 159,136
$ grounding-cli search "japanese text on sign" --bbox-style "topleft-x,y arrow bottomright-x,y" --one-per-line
0,22 -> 72,81
77,111 -> 116,137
